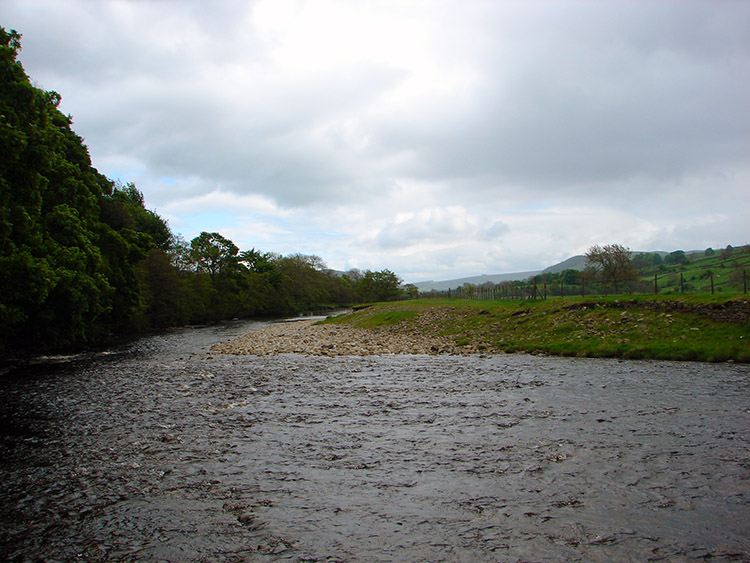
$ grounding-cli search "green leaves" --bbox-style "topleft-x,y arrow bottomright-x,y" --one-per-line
585,244 -> 638,293
189,231 -> 240,278
356,269 -> 402,302
0,28 -> 135,352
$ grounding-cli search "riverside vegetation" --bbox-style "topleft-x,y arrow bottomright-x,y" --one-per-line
314,295 -> 750,363
0,28 -> 401,356
3,27 -> 748,361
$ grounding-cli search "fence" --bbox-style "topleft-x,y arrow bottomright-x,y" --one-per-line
418,270 -> 748,301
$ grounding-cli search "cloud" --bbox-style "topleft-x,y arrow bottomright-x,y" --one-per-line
370,2 -> 750,193
375,206 -> 481,249
4,0 -> 749,282
486,220 -> 511,240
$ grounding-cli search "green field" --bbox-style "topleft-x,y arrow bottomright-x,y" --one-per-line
322,295 -> 750,363
638,246 -> 750,294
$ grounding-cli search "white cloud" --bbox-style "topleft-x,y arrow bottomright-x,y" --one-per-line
375,206 -> 481,249
4,0 -> 749,282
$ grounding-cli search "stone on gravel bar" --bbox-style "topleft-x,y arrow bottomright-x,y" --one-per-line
211,319 -> 474,356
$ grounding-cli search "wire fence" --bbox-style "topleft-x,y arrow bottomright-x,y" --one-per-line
418,269 -> 748,301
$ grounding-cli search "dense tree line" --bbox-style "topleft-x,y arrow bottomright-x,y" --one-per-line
0,29 -> 403,355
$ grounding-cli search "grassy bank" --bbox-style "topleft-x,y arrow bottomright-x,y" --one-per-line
322,295 -> 750,362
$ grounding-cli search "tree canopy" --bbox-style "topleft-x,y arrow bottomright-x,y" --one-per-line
1,27 -> 146,349
189,231 -> 239,278
584,244 -> 638,293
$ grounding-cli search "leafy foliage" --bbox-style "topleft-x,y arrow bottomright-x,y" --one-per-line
584,244 -> 638,293
189,231 -> 239,279
0,29 -> 412,356
1,28 -> 122,349
664,250 -> 688,265
356,269 -> 402,302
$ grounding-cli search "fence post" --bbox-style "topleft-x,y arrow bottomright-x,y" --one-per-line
680,272 -> 684,293
744,270 -> 747,294
711,272 -> 714,294
654,273 -> 658,294
561,279 -> 564,298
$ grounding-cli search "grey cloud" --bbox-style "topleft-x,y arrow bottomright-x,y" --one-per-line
645,212 -> 750,253
17,0 -> 748,209
375,207 -> 483,249
486,221 -> 510,240
13,0 -> 259,79
370,2 -> 750,195
4,0 -> 748,280
64,61 -> 404,206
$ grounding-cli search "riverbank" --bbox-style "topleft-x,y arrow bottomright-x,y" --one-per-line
214,295 -> 750,362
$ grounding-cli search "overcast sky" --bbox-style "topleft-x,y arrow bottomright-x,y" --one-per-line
5,0 -> 749,282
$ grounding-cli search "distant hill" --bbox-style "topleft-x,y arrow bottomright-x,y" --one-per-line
414,250 -> 673,292
414,270 -> 541,292
541,255 -> 586,274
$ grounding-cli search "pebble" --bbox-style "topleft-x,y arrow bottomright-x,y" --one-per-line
212,319 -> 478,356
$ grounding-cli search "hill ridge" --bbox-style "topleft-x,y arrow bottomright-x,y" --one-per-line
413,249 -> 709,292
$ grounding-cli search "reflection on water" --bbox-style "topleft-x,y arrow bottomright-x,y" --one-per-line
1,319 -> 748,561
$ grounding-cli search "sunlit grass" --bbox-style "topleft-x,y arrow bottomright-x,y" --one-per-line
321,296 -> 749,362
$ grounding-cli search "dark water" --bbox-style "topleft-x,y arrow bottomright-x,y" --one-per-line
1,319 -> 748,562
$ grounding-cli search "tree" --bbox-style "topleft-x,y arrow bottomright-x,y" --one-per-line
561,269 -> 579,285
0,28 -> 138,350
585,244 -> 638,294
107,182 -> 172,250
239,248 -> 275,273
167,234 -> 194,272
345,268 -> 363,282
402,283 -> 419,299
358,269 -> 402,302
579,267 -> 598,294
189,232 -> 239,279
134,247 -> 190,328
664,250 -> 687,265
632,253 -> 661,271
273,253 -> 331,309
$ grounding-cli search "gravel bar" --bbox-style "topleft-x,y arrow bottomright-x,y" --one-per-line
211,319 -> 474,356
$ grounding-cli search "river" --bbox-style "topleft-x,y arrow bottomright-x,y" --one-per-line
1,318 -> 748,562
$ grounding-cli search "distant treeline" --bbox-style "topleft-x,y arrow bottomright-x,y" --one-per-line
0,28 -> 405,355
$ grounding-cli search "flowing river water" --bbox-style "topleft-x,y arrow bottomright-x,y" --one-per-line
1,318 -> 748,562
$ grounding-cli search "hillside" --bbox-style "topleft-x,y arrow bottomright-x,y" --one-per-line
541,255 -> 586,274
636,247 -> 750,294
414,247 -> 747,293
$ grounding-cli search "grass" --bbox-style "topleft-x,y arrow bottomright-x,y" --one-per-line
321,295 -> 750,363
637,247 -> 750,293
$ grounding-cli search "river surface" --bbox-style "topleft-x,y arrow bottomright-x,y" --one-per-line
1,318 -> 749,562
